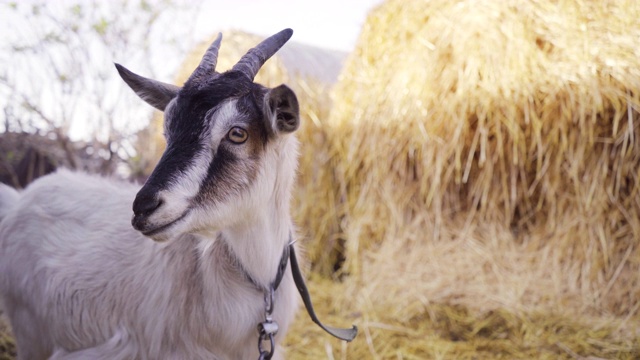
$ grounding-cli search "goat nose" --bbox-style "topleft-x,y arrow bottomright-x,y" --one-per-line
132,191 -> 162,217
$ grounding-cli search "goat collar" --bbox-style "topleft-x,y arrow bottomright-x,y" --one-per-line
244,243 -> 290,293
247,234 -> 358,343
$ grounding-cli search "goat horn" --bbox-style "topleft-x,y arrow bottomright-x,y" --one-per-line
188,33 -> 223,82
232,28 -> 293,80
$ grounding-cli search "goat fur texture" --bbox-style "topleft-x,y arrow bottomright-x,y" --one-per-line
0,170 -> 299,359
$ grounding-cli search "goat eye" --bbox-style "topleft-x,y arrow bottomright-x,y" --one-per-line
227,127 -> 248,144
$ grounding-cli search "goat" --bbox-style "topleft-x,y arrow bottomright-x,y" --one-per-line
0,29 -> 303,360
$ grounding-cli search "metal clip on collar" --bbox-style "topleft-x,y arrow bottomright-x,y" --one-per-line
258,287 -> 279,360
256,236 -> 359,360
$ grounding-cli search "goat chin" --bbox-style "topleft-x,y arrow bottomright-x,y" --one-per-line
0,169 -> 299,360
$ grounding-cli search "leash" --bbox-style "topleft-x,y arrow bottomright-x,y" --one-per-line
255,235 -> 358,359
289,244 -> 358,341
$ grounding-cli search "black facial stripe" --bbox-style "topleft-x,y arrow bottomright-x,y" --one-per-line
196,146 -> 244,203
144,141 -> 204,192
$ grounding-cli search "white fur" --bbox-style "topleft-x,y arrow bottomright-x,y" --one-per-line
0,127 -> 300,360
0,184 -> 18,220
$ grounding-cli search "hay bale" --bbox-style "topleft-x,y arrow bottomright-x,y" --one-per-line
325,0 -> 640,297
283,0 -> 640,358
0,314 -> 15,360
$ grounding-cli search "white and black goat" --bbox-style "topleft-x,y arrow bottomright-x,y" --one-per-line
0,29 -> 357,360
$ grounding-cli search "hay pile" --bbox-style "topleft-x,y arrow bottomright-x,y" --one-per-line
0,314 -> 15,360
284,0 -> 640,358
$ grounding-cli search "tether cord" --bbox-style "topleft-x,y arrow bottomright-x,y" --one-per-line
288,243 -> 358,342
256,235 -> 358,359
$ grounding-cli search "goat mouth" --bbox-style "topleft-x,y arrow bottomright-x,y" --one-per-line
140,211 -> 189,237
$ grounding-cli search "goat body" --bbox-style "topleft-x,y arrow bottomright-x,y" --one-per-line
0,29 -> 301,360
0,170 -> 297,359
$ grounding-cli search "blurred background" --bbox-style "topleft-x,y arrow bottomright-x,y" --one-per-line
0,0 -> 377,185
1,0 -> 639,359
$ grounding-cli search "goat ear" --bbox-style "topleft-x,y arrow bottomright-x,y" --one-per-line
115,63 -> 180,111
265,84 -> 299,135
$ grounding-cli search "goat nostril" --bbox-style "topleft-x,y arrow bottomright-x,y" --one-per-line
132,193 -> 163,216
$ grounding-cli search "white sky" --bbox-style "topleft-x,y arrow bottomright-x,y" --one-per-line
193,0 -> 382,52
